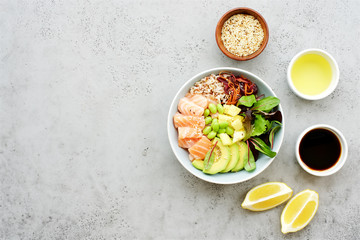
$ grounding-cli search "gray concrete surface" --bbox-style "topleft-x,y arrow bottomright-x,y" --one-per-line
1,0 -> 360,239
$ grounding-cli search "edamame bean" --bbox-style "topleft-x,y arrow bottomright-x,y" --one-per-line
204,109 -> 210,117
219,122 -> 229,129
208,103 -> 217,114
212,122 -> 220,132
203,126 -> 212,135
205,116 -> 212,125
218,129 -> 226,134
226,126 -> 234,136
217,104 -> 224,114
211,119 -> 219,132
207,131 -> 217,139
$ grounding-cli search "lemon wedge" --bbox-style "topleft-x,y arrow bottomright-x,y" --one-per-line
241,182 -> 293,211
281,189 -> 319,234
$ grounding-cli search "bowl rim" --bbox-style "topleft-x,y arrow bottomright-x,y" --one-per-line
167,67 -> 285,184
215,7 -> 269,61
287,48 -> 340,100
295,124 -> 348,176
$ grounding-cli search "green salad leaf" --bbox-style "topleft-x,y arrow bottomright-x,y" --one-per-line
203,149 -> 215,170
244,142 -> 256,172
237,95 -> 256,107
251,114 -> 268,137
252,96 -> 280,112
266,120 -> 282,133
250,138 -> 276,158
269,125 -> 281,149
204,141 -> 218,170
265,120 -> 272,133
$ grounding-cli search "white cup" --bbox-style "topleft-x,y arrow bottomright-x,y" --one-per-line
295,124 -> 348,176
287,49 -> 340,100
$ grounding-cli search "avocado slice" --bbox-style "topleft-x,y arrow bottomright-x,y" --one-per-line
221,143 -> 240,173
231,141 -> 247,172
203,139 -> 231,175
192,159 -> 204,171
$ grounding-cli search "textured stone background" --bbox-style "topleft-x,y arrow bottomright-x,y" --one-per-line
1,0 -> 359,239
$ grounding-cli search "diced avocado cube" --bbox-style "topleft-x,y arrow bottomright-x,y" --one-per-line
219,133 -> 232,145
218,114 -> 233,124
233,130 -> 246,143
231,118 -> 244,131
224,105 -> 241,117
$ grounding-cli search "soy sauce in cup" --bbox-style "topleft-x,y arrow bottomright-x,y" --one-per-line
299,128 -> 341,170
296,124 -> 348,176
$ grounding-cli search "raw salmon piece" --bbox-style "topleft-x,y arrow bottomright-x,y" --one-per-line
188,136 -> 212,160
178,138 -> 201,149
173,112 -> 205,129
178,127 -> 203,140
178,97 -> 204,116
185,94 -> 209,109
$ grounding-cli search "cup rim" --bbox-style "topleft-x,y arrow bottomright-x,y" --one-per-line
287,48 -> 340,100
295,124 -> 348,176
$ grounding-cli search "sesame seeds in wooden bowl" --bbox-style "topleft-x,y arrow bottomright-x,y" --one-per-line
215,8 -> 269,61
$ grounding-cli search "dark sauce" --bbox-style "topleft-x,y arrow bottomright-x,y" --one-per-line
299,128 -> 341,171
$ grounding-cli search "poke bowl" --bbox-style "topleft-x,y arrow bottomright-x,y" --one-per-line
167,67 -> 285,184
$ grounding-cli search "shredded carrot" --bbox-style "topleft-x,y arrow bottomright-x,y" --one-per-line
244,83 -> 253,95
218,72 -> 256,104
227,81 -> 241,105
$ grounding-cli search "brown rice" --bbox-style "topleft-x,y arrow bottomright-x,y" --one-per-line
189,74 -> 228,104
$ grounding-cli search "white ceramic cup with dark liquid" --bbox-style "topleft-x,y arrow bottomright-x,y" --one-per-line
296,124 -> 348,176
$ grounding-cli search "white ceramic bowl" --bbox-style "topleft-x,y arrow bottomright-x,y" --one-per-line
295,124 -> 348,176
287,49 -> 339,100
167,67 -> 285,184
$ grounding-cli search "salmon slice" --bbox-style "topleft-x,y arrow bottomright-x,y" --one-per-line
178,127 -> 203,140
188,136 -> 212,160
178,138 -> 201,149
178,97 -> 204,116
185,94 -> 209,109
173,112 -> 205,129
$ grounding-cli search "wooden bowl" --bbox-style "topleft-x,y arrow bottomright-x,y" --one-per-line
215,8 -> 269,61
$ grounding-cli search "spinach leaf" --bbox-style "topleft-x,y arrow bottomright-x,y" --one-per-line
251,114 -> 267,137
252,96 -> 280,112
237,95 -> 256,107
250,137 -> 276,158
244,142 -> 256,171
269,125 -> 281,149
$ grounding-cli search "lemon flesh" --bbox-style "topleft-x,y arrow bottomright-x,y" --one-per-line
281,189 -> 319,234
242,182 -> 293,211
